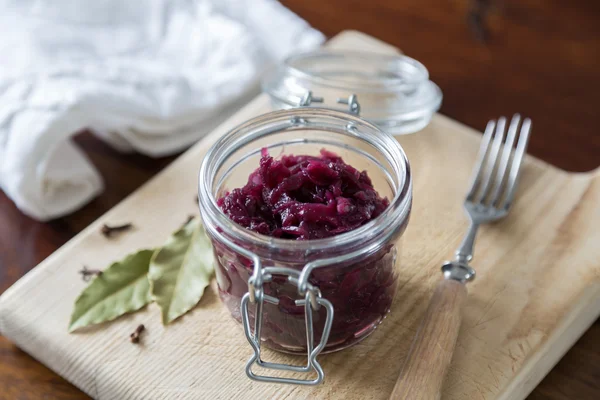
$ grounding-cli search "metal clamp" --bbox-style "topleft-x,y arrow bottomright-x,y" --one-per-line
337,94 -> 361,115
212,231 -> 377,385
298,91 -> 324,107
296,91 -> 362,116
241,266 -> 334,385
239,246 -> 376,385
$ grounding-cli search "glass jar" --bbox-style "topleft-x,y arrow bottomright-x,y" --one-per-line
198,107 -> 412,384
262,51 -> 442,135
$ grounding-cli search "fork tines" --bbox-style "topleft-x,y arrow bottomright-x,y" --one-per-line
466,114 -> 532,210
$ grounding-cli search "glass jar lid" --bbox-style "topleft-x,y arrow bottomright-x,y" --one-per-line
262,51 -> 442,135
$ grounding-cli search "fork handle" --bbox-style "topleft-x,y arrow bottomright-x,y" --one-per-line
389,279 -> 467,400
456,220 -> 480,262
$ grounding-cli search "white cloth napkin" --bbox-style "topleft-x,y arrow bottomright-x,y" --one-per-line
0,0 -> 324,221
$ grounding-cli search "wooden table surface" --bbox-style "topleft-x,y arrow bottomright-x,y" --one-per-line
0,1 -> 598,399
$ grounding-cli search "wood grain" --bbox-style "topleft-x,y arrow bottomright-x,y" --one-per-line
283,0 -> 600,173
0,31 -> 599,400
0,339 -> 87,400
391,279 -> 468,400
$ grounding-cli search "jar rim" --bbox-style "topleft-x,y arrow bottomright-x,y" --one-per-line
281,51 -> 429,94
198,107 -> 412,255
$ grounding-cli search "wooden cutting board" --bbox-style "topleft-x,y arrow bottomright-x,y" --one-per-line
1,31 -> 599,400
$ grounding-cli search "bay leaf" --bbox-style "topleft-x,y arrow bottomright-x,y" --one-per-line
69,249 -> 153,332
149,217 -> 214,324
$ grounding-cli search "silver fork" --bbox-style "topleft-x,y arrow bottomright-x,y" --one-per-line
389,115 -> 532,400
447,114 -> 532,282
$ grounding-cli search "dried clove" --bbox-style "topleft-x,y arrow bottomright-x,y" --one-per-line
130,324 -> 145,344
101,223 -> 133,238
79,266 -> 103,282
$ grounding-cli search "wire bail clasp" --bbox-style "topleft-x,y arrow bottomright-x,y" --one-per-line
241,266 -> 334,385
337,94 -> 361,115
296,91 -> 361,116
298,91 -> 324,107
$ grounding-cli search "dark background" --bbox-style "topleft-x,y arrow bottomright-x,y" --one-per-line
1,0 -> 598,398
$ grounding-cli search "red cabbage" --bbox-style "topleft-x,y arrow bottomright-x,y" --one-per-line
213,149 -> 402,352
